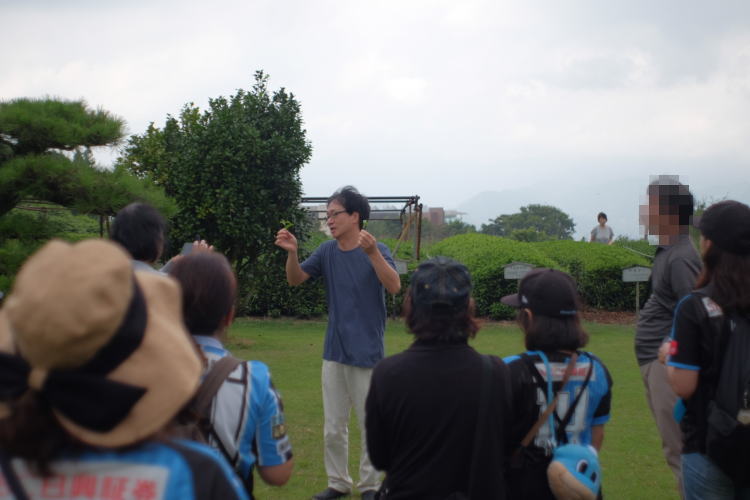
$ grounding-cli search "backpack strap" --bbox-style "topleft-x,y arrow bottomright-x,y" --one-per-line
189,355 -> 242,465
554,352 -> 595,445
0,452 -> 29,500
192,355 -> 242,416
519,352 -> 578,448
466,354 -> 495,498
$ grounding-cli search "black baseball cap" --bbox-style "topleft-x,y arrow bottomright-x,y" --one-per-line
697,200 -> 750,256
501,268 -> 578,318
410,256 -> 472,310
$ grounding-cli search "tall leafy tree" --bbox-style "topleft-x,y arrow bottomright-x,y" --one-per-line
481,204 -> 575,240
118,71 -> 313,278
0,98 -> 173,218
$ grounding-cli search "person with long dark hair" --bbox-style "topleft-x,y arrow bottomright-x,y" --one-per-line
0,239 -> 248,500
502,268 -> 612,499
666,200 -> 750,499
365,257 -> 512,499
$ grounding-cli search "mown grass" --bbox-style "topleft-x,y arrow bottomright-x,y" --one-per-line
227,318 -> 679,500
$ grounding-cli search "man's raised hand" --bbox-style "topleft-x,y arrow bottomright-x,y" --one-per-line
275,228 -> 299,253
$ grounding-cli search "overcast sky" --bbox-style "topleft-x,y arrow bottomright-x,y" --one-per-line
2,0 -> 749,239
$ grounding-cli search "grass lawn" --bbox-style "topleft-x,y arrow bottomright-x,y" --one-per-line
226,317 -> 680,499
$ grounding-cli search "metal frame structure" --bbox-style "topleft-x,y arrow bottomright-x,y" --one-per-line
301,195 -> 423,260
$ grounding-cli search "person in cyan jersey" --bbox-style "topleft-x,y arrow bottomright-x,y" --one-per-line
502,268 -> 612,500
0,239 -> 247,500
171,251 -> 293,499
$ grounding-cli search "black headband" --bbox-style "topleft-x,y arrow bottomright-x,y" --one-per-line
0,281 -> 148,432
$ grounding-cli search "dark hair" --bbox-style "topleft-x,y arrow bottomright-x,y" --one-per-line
328,186 -> 370,230
404,293 -> 480,342
647,179 -> 694,226
695,243 -> 750,314
597,212 -> 607,221
518,310 -> 589,352
0,392 -> 83,476
110,203 -> 166,262
170,252 -> 237,336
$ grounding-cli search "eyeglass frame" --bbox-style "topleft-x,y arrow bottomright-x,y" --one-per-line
326,209 -> 349,220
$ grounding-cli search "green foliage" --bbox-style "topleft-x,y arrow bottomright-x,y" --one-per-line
427,233 -> 557,319
0,206 -> 104,293
535,240 -> 652,310
238,231 -> 327,318
0,97 -> 173,218
117,71 -> 313,297
0,98 -> 124,155
481,204 -> 575,240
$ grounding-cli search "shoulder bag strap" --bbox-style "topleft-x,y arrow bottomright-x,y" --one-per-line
466,354 -> 494,498
555,353 -> 595,444
520,352 -> 578,448
191,355 -> 243,417
0,453 -> 30,500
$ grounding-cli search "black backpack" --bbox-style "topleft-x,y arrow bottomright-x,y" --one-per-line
697,291 -> 750,486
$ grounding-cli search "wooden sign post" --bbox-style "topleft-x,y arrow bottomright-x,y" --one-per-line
622,265 -> 652,317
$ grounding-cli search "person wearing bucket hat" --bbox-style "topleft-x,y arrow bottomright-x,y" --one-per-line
365,257 -> 512,499
170,251 -> 294,497
636,176 -> 702,497
501,268 -> 612,500
0,239 -> 249,500
665,200 -> 750,499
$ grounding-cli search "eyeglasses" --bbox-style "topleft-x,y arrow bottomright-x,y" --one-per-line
326,209 -> 347,220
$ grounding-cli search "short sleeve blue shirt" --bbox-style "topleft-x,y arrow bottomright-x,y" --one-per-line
301,239 -> 396,368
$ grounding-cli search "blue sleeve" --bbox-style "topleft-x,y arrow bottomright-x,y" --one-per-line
301,242 -> 325,278
253,362 -> 293,467
377,242 -> 397,271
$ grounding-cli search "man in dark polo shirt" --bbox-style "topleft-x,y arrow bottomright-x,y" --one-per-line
635,176 -> 701,497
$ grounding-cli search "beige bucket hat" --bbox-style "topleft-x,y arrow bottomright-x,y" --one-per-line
0,239 -> 201,447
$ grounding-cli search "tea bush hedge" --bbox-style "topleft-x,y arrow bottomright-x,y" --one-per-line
427,233 -> 557,319
425,234 -> 653,319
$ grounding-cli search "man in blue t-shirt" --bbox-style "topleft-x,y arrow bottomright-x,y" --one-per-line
275,186 -> 401,500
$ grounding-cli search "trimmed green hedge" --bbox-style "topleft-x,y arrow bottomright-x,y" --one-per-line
535,240 -> 652,310
427,234 -> 557,319
424,234 -> 653,319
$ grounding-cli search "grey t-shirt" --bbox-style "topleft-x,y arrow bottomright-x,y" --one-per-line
634,236 -> 701,365
301,239 -> 396,368
591,225 -> 614,244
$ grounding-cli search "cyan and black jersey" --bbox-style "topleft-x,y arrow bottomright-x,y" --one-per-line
193,335 -> 292,489
504,351 -> 612,450
0,439 -> 248,500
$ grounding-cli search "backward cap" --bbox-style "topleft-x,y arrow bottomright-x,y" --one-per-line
410,256 -> 472,310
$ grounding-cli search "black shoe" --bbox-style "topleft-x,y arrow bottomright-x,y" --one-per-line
312,487 -> 349,500
361,490 -> 378,500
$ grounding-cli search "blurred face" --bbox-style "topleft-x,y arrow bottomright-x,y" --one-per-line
640,193 -> 681,244
598,216 -> 606,225
326,200 -> 359,239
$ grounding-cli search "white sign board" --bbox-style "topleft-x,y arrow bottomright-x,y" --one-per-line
394,258 -> 409,275
622,265 -> 651,283
504,262 -> 534,280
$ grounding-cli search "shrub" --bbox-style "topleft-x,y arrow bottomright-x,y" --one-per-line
238,230 -> 328,318
535,240 -> 652,310
427,234 -> 557,319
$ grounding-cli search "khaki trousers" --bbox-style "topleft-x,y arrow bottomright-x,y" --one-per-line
322,360 -> 381,493
640,359 -> 685,499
